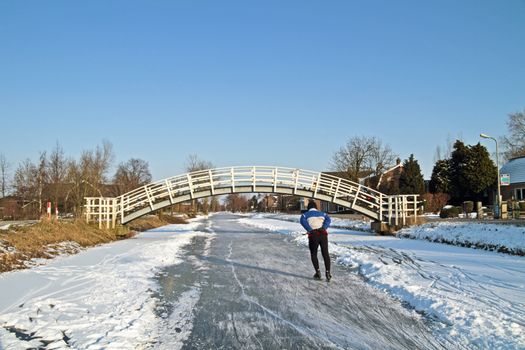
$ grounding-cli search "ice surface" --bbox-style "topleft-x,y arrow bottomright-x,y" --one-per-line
239,214 -> 525,349
2,213 -> 524,349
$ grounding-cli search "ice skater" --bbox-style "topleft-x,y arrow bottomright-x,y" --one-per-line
300,200 -> 332,281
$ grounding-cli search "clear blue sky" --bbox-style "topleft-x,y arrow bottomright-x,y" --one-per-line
1,0 -> 524,180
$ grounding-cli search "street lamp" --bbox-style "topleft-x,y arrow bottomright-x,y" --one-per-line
480,133 -> 501,219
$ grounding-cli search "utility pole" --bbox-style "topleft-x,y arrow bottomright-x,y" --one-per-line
480,133 -> 501,219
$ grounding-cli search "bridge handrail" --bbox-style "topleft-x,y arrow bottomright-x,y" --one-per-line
85,166 -> 420,229
113,166 -> 387,218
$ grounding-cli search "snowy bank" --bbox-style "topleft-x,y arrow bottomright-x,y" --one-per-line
0,221 -> 210,349
398,221 -> 525,255
251,213 -> 372,232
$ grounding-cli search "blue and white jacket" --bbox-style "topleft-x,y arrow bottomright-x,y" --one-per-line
300,208 -> 331,233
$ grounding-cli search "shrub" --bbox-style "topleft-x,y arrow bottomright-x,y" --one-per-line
421,192 -> 450,213
439,206 -> 461,218
463,201 -> 474,215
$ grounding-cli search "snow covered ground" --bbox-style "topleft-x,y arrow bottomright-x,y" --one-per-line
1,213 -> 524,349
238,214 -> 525,349
252,213 -> 372,231
0,220 -> 212,349
398,221 -> 525,255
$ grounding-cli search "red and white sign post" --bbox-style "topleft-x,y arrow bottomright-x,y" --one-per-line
46,202 -> 52,220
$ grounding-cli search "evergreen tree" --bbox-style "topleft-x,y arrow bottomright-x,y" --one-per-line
464,143 -> 497,199
399,154 -> 425,194
448,141 -> 497,203
449,140 -> 469,203
429,159 -> 450,193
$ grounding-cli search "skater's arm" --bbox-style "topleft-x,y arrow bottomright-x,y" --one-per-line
322,213 -> 331,230
300,213 -> 313,232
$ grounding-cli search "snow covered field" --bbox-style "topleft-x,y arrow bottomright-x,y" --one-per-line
239,214 -> 525,349
398,221 -> 525,255
0,220 -> 212,349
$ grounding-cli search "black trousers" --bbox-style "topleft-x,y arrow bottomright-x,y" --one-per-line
308,234 -> 330,272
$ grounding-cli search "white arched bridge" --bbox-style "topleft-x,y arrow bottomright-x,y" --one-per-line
85,166 -> 420,232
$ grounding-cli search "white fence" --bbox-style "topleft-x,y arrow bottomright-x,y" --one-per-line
85,166 -> 420,229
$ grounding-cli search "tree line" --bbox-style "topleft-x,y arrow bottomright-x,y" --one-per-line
0,109 -> 523,218
328,110 -> 524,212
0,141 -> 152,219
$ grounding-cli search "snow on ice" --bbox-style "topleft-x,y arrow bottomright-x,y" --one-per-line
239,214 -> 525,349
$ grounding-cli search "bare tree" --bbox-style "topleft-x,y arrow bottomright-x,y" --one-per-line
0,153 -> 10,198
369,139 -> 397,178
13,159 -> 39,217
13,159 -> 36,199
225,193 -> 249,212
36,152 -> 48,214
185,154 -> 213,173
48,142 -> 68,210
65,159 -> 84,215
66,141 -> 115,215
185,154 -> 214,213
502,109 -> 525,160
91,140 -> 115,185
114,158 -> 152,194
434,145 -> 442,163
331,136 -> 397,182
210,197 -> 221,212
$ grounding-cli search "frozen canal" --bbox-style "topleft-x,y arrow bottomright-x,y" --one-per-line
0,213 -> 447,349
152,214 -> 445,349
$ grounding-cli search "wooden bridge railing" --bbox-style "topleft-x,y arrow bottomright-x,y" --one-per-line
85,166 -> 420,230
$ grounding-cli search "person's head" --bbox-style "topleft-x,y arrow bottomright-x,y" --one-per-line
307,200 -> 318,210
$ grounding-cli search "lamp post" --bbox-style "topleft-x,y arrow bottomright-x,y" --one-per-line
480,133 -> 501,219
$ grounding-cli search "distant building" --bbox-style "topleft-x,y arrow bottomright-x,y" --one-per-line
359,159 -> 403,194
0,196 -> 26,220
500,156 -> 525,201
299,162 -> 405,213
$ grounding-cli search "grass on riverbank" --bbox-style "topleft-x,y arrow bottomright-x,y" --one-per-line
0,214 -> 188,273
125,214 -> 188,232
0,220 -> 128,273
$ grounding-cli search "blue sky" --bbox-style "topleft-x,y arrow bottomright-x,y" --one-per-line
1,0 -> 524,180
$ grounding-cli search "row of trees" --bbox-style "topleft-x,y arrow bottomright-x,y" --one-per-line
424,110 -> 525,209
1,141 -> 152,218
330,136 -> 498,212
223,194 -> 301,213
0,135 -> 486,218
429,141 -> 497,204
0,109 -> 522,218
333,109 -> 523,208
330,136 -> 425,195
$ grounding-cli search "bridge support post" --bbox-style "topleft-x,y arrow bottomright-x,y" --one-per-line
85,197 -> 118,229
85,198 -> 91,224
371,221 -> 390,234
